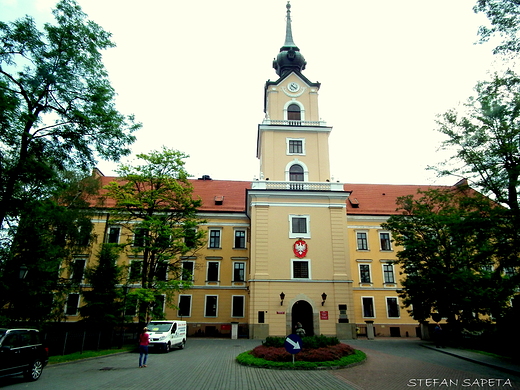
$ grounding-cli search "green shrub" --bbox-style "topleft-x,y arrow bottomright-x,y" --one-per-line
262,335 -> 340,349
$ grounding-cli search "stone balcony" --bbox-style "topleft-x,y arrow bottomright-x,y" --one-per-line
251,180 -> 345,191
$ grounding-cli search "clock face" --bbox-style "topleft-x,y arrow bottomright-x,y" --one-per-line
288,82 -> 300,92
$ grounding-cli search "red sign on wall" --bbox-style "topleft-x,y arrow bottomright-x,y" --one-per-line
293,240 -> 308,258
320,311 -> 329,320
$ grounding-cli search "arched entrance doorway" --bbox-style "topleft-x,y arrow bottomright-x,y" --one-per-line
291,300 -> 314,336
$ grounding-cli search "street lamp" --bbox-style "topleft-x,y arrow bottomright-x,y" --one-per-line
321,292 -> 327,306
280,292 -> 285,306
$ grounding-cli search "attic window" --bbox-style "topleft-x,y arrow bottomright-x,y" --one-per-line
214,196 -> 224,205
349,198 -> 360,208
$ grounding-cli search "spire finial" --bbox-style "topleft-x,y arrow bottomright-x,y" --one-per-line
284,1 -> 296,47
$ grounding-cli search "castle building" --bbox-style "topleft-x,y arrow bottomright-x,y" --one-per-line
68,2 -> 434,339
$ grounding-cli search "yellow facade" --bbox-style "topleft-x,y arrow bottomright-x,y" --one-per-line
62,2 -> 422,340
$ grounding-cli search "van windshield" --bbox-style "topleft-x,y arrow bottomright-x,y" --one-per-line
148,323 -> 172,332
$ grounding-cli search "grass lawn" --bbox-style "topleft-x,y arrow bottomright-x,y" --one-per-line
49,346 -> 135,364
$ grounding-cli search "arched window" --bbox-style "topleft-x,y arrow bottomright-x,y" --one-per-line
289,164 -> 304,181
287,104 -> 301,121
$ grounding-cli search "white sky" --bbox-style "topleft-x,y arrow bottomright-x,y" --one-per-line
2,0 -> 501,185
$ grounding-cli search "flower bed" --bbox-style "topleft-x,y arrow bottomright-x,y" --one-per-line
236,335 -> 366,370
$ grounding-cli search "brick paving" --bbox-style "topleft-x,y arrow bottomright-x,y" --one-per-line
3,338 -> 519,390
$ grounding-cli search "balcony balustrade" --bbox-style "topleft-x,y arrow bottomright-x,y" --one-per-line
251,180 -> 344,191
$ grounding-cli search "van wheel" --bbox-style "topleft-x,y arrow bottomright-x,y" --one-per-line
164,342 -> 171,353
24,359 -> 43,381
179,339 -> 186,349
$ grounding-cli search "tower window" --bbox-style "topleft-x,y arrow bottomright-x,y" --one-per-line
289,164 -> 304,181
287,104 -> 301,121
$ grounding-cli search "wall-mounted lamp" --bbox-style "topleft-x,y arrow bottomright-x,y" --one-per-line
19,264 -> 28,280
280,292 -> 285,306
321,292 -> 327,306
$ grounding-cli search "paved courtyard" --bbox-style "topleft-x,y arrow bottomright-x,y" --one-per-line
1,338 -> 519,390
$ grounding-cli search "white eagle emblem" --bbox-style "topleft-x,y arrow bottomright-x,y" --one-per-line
293,240 -> 308,258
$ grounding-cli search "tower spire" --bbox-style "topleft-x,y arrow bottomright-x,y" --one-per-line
272,1 -> 306,78
284,1 -> 296,47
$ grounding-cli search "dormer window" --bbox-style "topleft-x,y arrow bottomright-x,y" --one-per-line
287,104 -> 301,121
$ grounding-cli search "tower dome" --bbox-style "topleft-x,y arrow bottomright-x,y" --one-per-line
272,2 -> 307,78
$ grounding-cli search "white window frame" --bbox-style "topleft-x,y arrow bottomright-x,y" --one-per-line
291,259 -> 311,279
181,260 -> 195,281
231,295 -> 245,318
71,258 -> 87,282
284,159 -> 309,182
382,262 -> 396,284
65,293 -> 80,316
208,228 -> 222,249
386,296 -> 400,318
232,261 -> 246,282
358,263 -> 372,284
289,214 -> 311,239
206,261 -> 220,282
283,100 -> 306,121
286,138 -> 306,156
356,230 -> 369,251
178,294 -> 192,317
361,296 -> 376,318
233,228 -> 247,249
204,295 -> 218,318
106,226 -> 121,244
379,231 -> 392,251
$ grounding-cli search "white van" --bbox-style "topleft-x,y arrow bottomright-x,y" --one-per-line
147,320 -> 187,352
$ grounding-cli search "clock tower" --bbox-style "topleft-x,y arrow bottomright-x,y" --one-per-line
257,1 -> 332,183
248,2 -> 354,339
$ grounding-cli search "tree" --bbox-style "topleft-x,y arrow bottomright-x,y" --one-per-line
0,172 -> 99,326
0,0 -> 139,227
474,0 -> 520,56
104,147 -> 206,324
433,71 -> 520,272
79,244 -> 123,327
382,186 -> 516,331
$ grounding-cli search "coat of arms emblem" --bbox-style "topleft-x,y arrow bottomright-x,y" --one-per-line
293,239 -> 308,258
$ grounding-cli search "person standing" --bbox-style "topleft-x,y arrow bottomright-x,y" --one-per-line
139,327 -> 150,368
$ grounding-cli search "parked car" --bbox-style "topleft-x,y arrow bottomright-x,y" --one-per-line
0,328 -> 49,381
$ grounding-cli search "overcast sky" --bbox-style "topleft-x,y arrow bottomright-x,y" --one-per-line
2,0 -> 500,185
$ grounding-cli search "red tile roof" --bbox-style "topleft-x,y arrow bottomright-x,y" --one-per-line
344,183 -> 447,215
89,173 -> 451,216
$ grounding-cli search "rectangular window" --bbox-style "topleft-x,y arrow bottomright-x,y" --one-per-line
205,295 -> 218,317
129,260 -> 143,281
155,261 -> 168,281
289,215 -> 310,238
133,228 -> 148,247
232,296 -> 245,317
359,264 -> 371,283
356,232 -> 368,250
383,263 -> 395,283
71,259 -> 86,283
362,297 -> 375,318
209,229 -> 221,248
207,261 -> 219,282
234,230 -> 246,249
178,295 -> 192,317
380,232 -> 392,251
288,139 -> 303,154
65,293 -> 80,316
185,228 -> 197,249
233,262 -> 245,282
107,226 -> 121,244
181,261 -> 194,281
292,260 -> 310,279
387,297 -> 400,318
77,225 -> 91,246
258,311 -> 265,323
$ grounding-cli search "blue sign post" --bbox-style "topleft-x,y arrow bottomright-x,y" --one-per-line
284,334 -> 303,364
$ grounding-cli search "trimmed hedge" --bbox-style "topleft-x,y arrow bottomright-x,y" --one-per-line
262,335 -> 340,349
